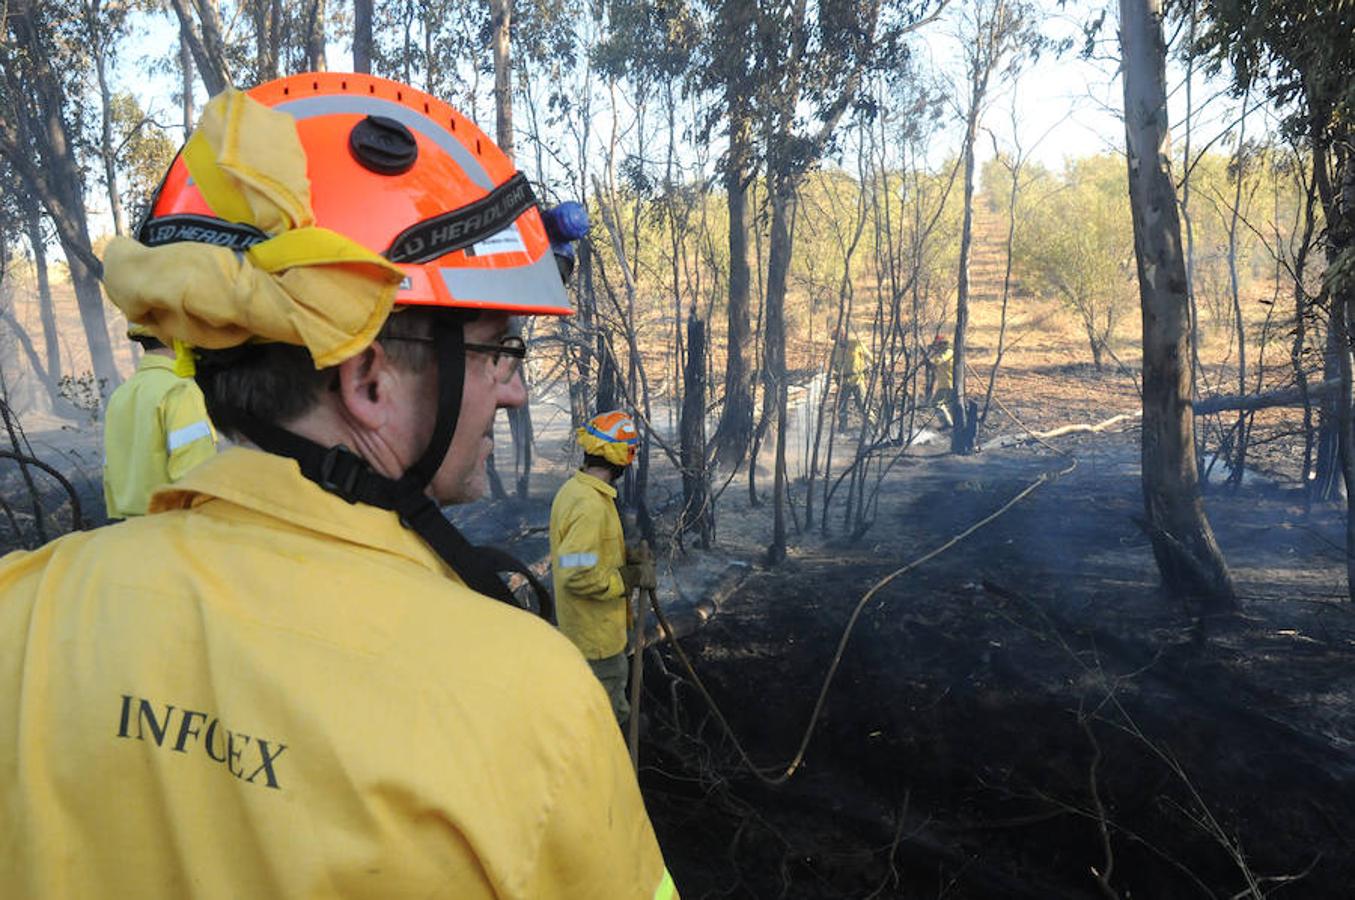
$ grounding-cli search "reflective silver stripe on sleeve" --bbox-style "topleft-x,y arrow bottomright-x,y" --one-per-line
558,552 -> 599,568
166,421 -> 213,453
274,95 -> 492,189
439,251 -> 570,313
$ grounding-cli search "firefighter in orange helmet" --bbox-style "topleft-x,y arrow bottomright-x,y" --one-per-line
549,411 -> 654,729
0,75 -> 675,899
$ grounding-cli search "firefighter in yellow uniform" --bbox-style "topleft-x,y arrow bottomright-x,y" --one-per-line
925,335 -> 955,429
831,329 -> 871,430
0,75 -> 676,900
102,327 -> 217,519
550,410 -> 656,730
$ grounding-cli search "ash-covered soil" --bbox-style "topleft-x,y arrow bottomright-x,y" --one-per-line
4,370 -> 1352,899
638,427 -> 1355,899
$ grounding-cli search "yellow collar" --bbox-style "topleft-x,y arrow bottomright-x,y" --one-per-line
150,446 -> 454,577
135,353 -> 178,373
572,469 -> 618,498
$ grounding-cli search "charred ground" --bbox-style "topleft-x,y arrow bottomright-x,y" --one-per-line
631,377 -> 1355,898
2,362 -> 1351,900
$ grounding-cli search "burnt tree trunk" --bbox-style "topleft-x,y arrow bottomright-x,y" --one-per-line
1314,128 -> 1355,597
680,311 -> 713,547
1120,0 -> 1236,611
766,178 -> 792,564
951,98 -> 981,454
714,88 -> 755,469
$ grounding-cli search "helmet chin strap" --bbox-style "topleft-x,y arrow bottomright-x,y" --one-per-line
232,319 -> 554,622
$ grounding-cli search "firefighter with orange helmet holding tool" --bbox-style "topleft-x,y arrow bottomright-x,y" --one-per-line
549,410 -> 655,731
0,74 -> 675,899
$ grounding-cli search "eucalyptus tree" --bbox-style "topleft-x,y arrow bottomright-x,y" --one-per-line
754,0 -> 949,562
0,164 -> 64,407
1013,155 -> 1137,371
166,0 -> 232,93
1191,0 -> 1355,594
1120,0 -> 1236,610
82,0 -> 133,236
353,0 -> 373,72
492,0 -> 584,500
0,0 -> 120,391
946,0 -> 1048,454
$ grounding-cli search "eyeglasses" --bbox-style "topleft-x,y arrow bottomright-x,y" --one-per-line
465,335 -> 527,383
383,334 -> 527,383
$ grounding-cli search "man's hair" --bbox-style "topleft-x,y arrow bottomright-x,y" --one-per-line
196,307 -> 456,440
583,452 -> 627,482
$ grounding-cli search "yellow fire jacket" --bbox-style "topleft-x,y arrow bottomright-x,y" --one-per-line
102,353 -> 217,518
0,447 -> 675,899
550,470 -> 629,660
831,337 -> 871,390
929,347 -> 954,396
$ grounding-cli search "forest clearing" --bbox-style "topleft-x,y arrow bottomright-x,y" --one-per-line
3,0 -> 1355,897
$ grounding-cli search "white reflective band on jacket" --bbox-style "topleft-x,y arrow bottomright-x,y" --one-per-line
166,420 -> 213,453
549,470 -> 628,660
103,353 -> 217,518
1,447 -> 677,898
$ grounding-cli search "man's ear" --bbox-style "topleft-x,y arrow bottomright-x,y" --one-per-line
334,343 -> 399,431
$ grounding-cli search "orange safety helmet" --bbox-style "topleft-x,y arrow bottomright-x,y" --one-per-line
138,71 -> 571,319
128,73 -> 570,619
578,411 -> 640,467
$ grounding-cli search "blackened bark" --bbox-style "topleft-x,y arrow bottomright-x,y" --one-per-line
766,182 -> 792,564
714,91 -> 755,469
680,312 -> 713,547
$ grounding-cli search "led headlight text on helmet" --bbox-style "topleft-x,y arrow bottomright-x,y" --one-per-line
139,214 -> 270,252
386,172 -> 537,264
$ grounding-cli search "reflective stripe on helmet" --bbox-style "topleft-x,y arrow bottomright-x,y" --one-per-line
584,421 -> 639,445
274,93 -> 494,189
436,252 -> 571,315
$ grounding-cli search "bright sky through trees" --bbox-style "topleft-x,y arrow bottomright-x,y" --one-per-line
102,0 -> 1244,230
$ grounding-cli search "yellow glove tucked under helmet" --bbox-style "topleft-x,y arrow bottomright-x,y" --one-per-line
577,410 -> 639,467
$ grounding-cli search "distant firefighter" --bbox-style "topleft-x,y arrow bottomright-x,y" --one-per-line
925,335 -> 955,429
102,325 -> 217,519
831,329 -> 872,430
550,410 -> 655,731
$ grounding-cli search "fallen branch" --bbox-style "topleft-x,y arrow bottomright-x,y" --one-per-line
1195,378 -> 1341,415
983,412 -> 1142,449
